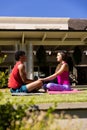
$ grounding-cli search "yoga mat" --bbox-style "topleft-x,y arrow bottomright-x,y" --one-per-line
47,89 -> 83,94
11,92 -> 44,96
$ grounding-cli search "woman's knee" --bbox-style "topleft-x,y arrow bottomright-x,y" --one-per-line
46,83 -> 54,88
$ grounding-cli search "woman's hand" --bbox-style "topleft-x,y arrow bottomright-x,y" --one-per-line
38,78 -> 44,81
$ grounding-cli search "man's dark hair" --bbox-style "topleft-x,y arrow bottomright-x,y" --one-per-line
15,50 -> 25,61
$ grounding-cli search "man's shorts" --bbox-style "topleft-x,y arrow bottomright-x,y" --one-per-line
10,85 -> 28,93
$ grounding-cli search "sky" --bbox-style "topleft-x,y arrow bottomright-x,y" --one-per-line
0,0 -> 87,18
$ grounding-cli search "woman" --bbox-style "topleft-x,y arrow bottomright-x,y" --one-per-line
40,51 -> 71,91
8,50 -> 43,93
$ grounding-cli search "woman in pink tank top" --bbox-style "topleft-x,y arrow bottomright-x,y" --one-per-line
40,51 -> 71,91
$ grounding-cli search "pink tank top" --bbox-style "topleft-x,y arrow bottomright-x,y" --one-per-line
8,61 -> 24,89
57,71 -> 70,85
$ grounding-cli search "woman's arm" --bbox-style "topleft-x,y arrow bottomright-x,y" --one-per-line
40,63 -> 68,82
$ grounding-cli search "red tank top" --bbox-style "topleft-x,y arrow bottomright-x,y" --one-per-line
8,61 -> 24,89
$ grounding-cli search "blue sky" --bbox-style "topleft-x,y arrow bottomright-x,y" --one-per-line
0,0 -> 87,18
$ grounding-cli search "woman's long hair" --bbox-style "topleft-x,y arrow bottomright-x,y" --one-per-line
55,51 -> 74,73
55,51 -> 67,72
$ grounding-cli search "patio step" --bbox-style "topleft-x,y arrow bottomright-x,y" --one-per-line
29,102 -> 87,119
72,85 -> 87,90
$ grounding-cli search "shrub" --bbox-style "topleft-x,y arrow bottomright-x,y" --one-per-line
0,54 -> 8,88
0,69 -> 8,88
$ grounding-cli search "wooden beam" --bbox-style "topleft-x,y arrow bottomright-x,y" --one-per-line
42,33 -> 46,41
22,33 -> 25,44
81,36 -> 87,42
31,41 -> 85,45
62,33 -> 67,42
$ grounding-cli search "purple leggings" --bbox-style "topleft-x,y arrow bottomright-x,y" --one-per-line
43,83 -> 71,91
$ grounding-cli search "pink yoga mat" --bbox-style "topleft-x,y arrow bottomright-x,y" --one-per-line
47,89 -> 83,94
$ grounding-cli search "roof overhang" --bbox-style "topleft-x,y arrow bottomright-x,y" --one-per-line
0,29 -> 87,46
0,17 -> 69,30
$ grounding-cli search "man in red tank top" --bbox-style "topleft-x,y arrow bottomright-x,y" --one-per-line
8,51 -> 43,93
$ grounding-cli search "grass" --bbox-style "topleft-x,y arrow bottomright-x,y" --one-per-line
0,88 -> 87,130
0,88 -> 87,105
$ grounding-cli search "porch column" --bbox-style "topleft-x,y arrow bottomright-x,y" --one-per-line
19,43 -> 26,51
15,43 -> 19,51
13,43 -> 19,64
19,33 -> 27,71
27,43 -> 34,79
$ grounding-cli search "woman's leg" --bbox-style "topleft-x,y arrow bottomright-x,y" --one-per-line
46,83 -> 71,91
26,79 -> 43,92
46,83 -> 65,91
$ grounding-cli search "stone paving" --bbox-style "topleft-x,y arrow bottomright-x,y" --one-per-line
55,118 -> 87,130
35,102 -> 87,130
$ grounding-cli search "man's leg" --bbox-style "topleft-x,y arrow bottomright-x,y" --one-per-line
26,80 -> 43,92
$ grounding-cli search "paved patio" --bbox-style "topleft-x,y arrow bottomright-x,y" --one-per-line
29,102 -> 87,130
29,102 -> 87,119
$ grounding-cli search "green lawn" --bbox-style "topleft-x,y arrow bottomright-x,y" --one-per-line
0,88 -> 87,105
0,88 -> 87,130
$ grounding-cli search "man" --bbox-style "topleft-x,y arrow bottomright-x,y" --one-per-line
8,50 -> 43,93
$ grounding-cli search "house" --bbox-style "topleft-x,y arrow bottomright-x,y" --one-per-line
0,17 -> 87,84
